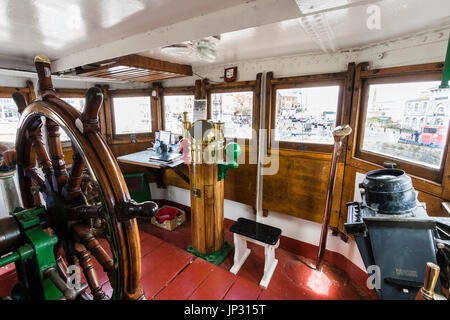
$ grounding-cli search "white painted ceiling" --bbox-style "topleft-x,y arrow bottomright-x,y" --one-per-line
0,0 -> 249,69
0,0 -> 449,75
143,0 -> 450,67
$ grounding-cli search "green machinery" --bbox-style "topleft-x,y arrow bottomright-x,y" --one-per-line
440,36 -> 450,89
0,207 -> 87,300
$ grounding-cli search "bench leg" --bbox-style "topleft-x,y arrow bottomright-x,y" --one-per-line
230,234 -> 250,274
259,240 -> 279,289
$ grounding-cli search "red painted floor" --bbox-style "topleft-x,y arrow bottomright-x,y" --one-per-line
137,213 -> 376,300
0,213 -> 375,300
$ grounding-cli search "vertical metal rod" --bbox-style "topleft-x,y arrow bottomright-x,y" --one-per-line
316,125 -> 352,270
255,72 -> 267,223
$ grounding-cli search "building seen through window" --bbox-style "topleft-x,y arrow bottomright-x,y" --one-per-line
275,86 -> 340,144
163,95 -> 194,134
362,81 -> 449,168
0,98 -> 20,143
211,91 -> 253,139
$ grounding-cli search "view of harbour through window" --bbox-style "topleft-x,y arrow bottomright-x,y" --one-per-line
164,95 -> 194,134
362,81 -> 450,168
0,97 -> 86,144
0,98 -> 20,143
211,91 -> 253,139
275,86 -> 340,144
113,96 -> 151,134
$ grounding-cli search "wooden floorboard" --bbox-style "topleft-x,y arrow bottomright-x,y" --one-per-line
188,265 -> 238,300
223,277 -> 263,300
141,241 -> 194,299
154,258 -> 214,300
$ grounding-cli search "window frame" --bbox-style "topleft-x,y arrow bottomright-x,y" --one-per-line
107,89 -> 155,144
206,79 -> 260,142
161,86 -> 195,134
0,86 -> 31,145
55,89 -> 89,147
268,72 -> 347,153
353,67 -> 447,183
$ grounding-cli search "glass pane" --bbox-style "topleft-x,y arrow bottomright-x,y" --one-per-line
113,96 -> 151,135
362,81 -> 449,169
211,91 -> 253,139
275,86 -> 340,144
61,97 -> 85,112
60,97 -> 86,141
0,98 -> 20,143
163,95 -> 194,134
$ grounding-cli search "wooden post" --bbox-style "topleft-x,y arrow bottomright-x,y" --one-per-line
190,163 -> 224,254
183,115 -> 226,255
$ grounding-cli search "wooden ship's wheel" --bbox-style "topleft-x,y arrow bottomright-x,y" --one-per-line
10,56 -> 157,300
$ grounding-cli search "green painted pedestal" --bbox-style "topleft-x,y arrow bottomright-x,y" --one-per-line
187,242 -> 234,266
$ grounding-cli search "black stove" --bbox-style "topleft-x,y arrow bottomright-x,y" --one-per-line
345,169 -> 449,300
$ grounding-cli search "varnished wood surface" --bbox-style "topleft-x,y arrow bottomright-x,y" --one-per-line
76,54 -> 192,82
190,164 -> 224,254
10,60 -> 448,244
16,95 -> 145,300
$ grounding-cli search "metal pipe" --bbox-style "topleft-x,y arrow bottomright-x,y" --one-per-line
0,216 -> 21,256
316,125 -> 352,270
0,171 -> 21,217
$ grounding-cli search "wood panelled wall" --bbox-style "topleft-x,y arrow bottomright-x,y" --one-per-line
338,61 -> 449,230
6,60 -> 447,235
103,60 -> 450,233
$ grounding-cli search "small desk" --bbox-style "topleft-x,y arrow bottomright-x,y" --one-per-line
117,149 -> 189,188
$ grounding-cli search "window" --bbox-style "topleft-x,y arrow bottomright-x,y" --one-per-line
163,95 -> 194,134
112,96 -> 152,135
60,97 -> 86,142
61,97 -> 85,112
211,91 -> 253,139
274,86 -> 340,145
360,80 -> 449,170
0,98 -> 20,143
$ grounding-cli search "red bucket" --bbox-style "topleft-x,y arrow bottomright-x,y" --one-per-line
155,207 -> 179,223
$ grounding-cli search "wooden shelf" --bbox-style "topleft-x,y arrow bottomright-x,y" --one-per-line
76,54 -> 192,82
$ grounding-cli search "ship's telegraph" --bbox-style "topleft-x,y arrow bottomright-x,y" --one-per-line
181,111 -> 241,181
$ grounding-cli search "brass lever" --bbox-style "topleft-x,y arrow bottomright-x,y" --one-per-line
416,262 -> 440,300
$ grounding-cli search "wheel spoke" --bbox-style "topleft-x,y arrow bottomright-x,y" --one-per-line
27,118 -> 56,191
45,119 -> 69,192
73,224 -> 114,283
62,147 -> 84,202
12,92 -> 28,114
24,166 -> 47,194
67,205 -> 103,221
73,242 -> 108,300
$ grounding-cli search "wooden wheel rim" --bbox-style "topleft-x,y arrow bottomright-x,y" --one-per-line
16,98 -> 144,300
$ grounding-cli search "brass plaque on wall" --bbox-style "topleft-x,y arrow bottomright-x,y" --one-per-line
192,188 -> 201,198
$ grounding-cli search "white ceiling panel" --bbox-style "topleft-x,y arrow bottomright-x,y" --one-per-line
0,0 -> 448,74
142,0 -> 450,67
